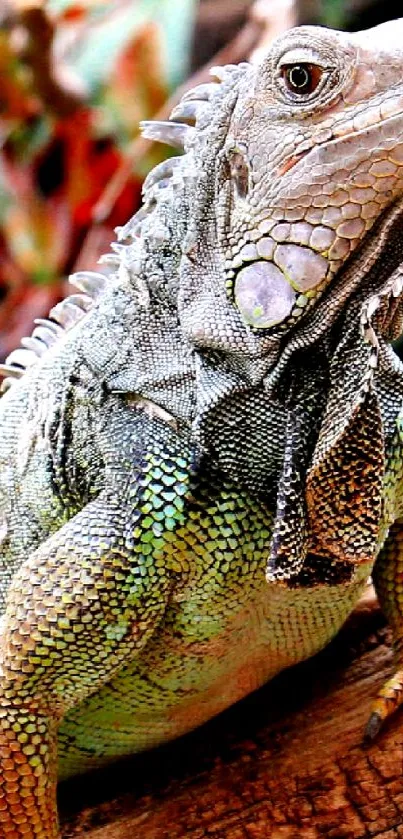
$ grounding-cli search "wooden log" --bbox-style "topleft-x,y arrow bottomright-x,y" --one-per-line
59,588 -> 403,838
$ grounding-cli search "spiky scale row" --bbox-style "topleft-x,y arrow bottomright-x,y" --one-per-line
0,276 -> 106,392
72,271 -> 107,298
141,157 -> 182,193
140,120 -> 194,149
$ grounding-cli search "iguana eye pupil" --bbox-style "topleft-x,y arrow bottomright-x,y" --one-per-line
283,63 -> 321,94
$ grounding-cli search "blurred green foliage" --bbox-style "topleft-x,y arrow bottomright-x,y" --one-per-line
320,0 -> 347,28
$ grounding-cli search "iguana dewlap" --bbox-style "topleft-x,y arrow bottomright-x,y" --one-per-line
2,18 -> 403,838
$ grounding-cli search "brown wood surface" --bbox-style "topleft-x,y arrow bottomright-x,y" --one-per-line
60,587 -> 403,838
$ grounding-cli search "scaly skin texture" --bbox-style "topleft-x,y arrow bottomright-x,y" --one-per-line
3,18 -> 403,837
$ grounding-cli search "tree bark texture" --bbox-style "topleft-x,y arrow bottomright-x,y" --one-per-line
60,587 -> 403,838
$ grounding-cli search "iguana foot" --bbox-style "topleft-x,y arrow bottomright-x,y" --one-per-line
365,671 -> 403,739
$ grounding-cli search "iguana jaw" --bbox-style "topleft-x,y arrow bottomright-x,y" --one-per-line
229,104 -> 403,331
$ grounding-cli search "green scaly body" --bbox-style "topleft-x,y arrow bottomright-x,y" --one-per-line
0,329 -> 373,781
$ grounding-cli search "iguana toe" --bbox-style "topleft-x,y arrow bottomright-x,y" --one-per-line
365,672 -> 403,739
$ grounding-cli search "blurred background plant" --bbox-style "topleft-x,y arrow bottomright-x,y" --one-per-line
0,0 -> 398,360
0,0 -> 196,358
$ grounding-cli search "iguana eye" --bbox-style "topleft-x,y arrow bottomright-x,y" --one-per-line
282,63 -> 323,95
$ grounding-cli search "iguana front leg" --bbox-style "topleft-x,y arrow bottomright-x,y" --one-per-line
367,520 -> 403,737
0,490 -> 172,838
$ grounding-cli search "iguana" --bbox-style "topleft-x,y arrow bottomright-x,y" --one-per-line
2,17 -> 403,838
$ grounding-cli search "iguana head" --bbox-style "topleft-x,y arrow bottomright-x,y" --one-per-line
222,22 -> 403,330
140,19 -> 403,371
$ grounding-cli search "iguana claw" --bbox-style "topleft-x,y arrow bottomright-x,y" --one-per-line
364,711 -> 383,741
365,672 -> 403,740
